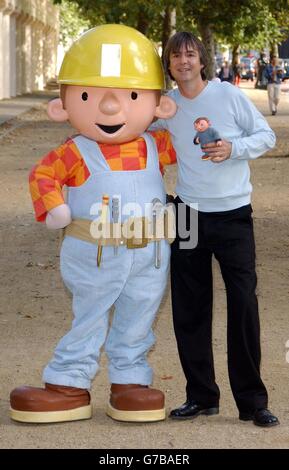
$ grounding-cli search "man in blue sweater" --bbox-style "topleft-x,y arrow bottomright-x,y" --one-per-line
151,32 -> 279,427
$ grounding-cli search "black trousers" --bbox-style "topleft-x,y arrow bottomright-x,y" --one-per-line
171,197 -> 268,413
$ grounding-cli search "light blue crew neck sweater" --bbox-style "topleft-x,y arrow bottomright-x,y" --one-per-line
151,81 -> 275,212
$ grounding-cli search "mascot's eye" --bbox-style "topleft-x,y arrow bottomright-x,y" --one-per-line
82,92 -> 88,101
131,92 -> 138,100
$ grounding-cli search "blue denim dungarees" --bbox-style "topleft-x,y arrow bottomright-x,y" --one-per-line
43,133 -> 170,389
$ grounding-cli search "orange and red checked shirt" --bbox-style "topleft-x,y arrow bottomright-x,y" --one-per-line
29,130 -> 176,222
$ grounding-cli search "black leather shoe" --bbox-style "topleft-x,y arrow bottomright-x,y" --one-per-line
239,408 -> 279,427
169,400 -> 219,420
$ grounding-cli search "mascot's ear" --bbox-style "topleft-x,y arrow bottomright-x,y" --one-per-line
47,98 -> 69,122
155,95 -> 177,119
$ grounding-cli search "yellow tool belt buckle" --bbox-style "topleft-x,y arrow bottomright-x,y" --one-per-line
127,237 -> 148,249
126,217 -> 148,249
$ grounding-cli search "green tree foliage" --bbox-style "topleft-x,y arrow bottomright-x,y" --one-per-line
218,1 -> 288,54
56,0 -> 90,47
54,0 -> 186,38
54,0 -> 289,80
183,0 -> 289,77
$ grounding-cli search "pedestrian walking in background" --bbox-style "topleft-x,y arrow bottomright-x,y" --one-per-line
233,60 -> 242,86
264,56 -> 283,115
255,52 -> 268,89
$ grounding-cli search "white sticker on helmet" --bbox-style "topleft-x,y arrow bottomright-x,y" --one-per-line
101,44 -> 121,77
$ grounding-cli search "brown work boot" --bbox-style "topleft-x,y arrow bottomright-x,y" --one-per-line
10,383 -> 92,423
106,383 -> 165,422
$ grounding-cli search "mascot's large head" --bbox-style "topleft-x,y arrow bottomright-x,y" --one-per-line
48,24 -> 177,143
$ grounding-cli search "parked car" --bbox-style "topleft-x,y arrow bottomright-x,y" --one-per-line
280,58 -> 289,80
240,57 -> 257,80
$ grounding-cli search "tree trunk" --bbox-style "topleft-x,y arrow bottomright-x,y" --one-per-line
161,6 -> 176,89
161,6 -> 172,60
136,11 -> 149,35
269,43 -> 279,59
198,22 -> 215,80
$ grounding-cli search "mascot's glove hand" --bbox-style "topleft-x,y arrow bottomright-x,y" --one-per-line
46,204 -> 72,229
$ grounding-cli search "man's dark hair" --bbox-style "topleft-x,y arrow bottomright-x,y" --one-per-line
163,31 -> 208,81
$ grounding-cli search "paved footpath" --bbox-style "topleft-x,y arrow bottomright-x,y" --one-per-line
0,91 -> 58,125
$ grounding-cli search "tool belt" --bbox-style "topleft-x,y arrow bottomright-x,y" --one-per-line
64,216 -> 175,249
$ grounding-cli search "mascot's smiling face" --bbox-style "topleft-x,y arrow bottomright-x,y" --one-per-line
47,85 -> 176,144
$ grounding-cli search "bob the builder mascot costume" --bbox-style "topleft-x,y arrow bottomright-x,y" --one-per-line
10,24 -> 177,424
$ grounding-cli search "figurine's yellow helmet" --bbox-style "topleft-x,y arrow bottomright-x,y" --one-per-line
58,24 -> 165,90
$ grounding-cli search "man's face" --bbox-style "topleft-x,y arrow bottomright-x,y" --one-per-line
169,43 -> 204,83
64,86 -> 159,144
194,119 -> 209,132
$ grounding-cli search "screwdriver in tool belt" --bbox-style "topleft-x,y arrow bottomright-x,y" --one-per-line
112,196 -> 120,256
152,198 -> 162,269
97,194 -> 109,267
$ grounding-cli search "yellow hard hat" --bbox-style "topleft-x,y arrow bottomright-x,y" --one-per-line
58,24 -> 165,90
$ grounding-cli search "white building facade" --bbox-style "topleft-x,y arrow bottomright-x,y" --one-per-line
0,0 -> 59,99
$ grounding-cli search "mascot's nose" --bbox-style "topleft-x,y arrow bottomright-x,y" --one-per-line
99,92 -> 121,115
